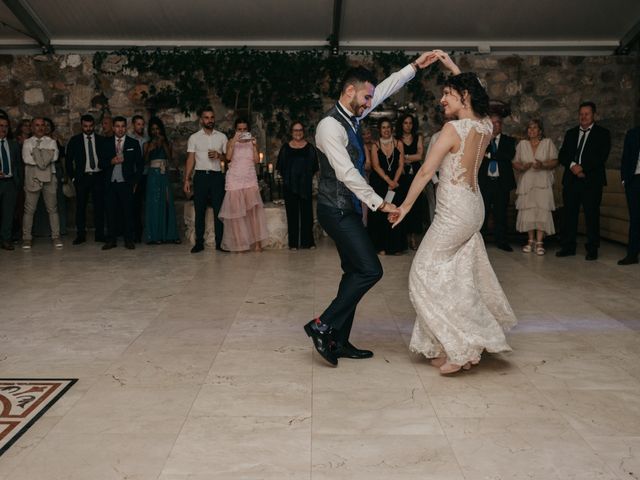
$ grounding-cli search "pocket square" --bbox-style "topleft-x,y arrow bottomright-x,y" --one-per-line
126,148 -> 134,151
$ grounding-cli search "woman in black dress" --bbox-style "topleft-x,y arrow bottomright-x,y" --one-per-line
276,121 -> 319,249
367,118 -> 407,255
397,113 -> 428,249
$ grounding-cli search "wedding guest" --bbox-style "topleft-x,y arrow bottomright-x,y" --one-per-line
183,106 -> 228,253
478,113 -> 517,251
41,117 -> 68,236
99,116 -> 143,250
66,114 -> 106,244
276,121 -> 319,249
618,125 -> 640,265
512,118 -> 558,255
219,118 -> 268,252
21,117 -> 62,249
557,101 -> 611,260
15,119 -> 31,144
130,114 -> 149,243
0,116 -> 20,250
397,113 -> 427,249
367,117 -> 406,255
100,114 -> 114,138
144,117 -> 180,244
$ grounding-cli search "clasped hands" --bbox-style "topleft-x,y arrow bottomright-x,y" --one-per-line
378,202 -> 406,229
570,164 -> 586,178
413,49 -> 461,74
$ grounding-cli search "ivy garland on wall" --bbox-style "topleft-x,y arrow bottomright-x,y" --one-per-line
93,48 -> 438,137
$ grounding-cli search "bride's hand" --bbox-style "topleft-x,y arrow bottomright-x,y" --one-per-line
413,51 -> 440,70
388,205 -> 408,228
433,50 -> 461,75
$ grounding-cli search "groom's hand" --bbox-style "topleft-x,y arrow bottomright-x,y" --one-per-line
413,51 -> 439,70
378,201 -> 396,213
388,205 -> 407,228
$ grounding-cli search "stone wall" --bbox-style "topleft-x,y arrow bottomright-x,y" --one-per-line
1,52 -> 638,173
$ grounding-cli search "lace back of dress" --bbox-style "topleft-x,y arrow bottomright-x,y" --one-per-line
452,120 -> 492,193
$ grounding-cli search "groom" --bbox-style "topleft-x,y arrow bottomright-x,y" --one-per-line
305,52 -> 438,366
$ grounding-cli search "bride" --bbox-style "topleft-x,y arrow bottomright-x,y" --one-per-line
389,52 -> 517,375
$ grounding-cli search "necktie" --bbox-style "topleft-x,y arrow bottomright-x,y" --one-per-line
488,138 -> 498,174
1,139 -> 9,176
116,137 -> 122,155
575,128 -> 590,164
87,135 -> 96,170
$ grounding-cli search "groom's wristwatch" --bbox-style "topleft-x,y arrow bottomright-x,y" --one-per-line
379,200 -> 388,211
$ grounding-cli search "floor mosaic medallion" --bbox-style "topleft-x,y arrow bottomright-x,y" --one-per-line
0,379 -> 77,456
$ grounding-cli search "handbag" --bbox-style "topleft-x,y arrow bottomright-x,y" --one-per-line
62,179 -> 75,198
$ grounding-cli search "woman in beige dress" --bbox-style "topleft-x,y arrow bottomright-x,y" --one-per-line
512,118 -> 558,255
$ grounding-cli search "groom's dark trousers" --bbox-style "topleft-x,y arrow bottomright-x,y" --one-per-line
317,203 -> 383,343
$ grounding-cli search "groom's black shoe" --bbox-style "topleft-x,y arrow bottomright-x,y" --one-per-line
304,319 -> 338,366
335,341 -> 374,359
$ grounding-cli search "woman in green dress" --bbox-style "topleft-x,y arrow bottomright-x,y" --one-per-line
144,117 -> 180,244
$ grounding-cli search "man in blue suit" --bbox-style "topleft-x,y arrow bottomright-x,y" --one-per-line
99,116 -> 143,250
619,126 -> 640,265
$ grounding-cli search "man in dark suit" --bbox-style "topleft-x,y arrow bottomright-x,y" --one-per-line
619,126 -> 640,265
479,113 -> 517,251
66,114 -> 106,245
557,102 -> 611,260
0,116 -> 21,250
99,116 -> 143,250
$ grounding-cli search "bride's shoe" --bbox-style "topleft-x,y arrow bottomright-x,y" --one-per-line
439,362 -> 464,375
430,356 -> 447,368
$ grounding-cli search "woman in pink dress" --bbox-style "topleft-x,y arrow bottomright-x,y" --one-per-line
219,118 -> 268,252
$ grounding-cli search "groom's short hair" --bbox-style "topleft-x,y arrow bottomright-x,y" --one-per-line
340,66 -> 378,93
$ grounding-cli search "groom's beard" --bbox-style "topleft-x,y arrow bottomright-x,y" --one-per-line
349,98 -> 367,117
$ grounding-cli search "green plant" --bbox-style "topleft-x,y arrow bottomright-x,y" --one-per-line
93,48 -> 437,138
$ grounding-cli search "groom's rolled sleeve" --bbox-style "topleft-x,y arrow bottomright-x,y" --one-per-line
316,117 -> 384,211
361,64 -> 416,119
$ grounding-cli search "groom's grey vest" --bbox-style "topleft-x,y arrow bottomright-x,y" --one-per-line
317,105 -> 365,213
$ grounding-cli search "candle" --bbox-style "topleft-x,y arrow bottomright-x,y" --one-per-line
268,163 -> 273,174
221,161 -> 226,173
259,152 -> 264,163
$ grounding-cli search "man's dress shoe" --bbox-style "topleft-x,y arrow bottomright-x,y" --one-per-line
335,342 -> 374,359
304,320 -> 338,366
618,256 -> 639,265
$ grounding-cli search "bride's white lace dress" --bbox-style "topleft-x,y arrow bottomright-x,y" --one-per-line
409,118 -> 517,365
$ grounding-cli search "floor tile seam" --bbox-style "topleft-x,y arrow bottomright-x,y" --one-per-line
386,297 -> 469,477
154,304 -> 243,479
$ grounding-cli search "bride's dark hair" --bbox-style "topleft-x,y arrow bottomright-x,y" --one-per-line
444,73 -> 490,117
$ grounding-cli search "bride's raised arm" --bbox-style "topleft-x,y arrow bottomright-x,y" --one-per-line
433,50 -> 461,75
390,124 -> 458,227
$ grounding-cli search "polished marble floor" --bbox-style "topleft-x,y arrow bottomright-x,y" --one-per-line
0,236 -> 639,479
